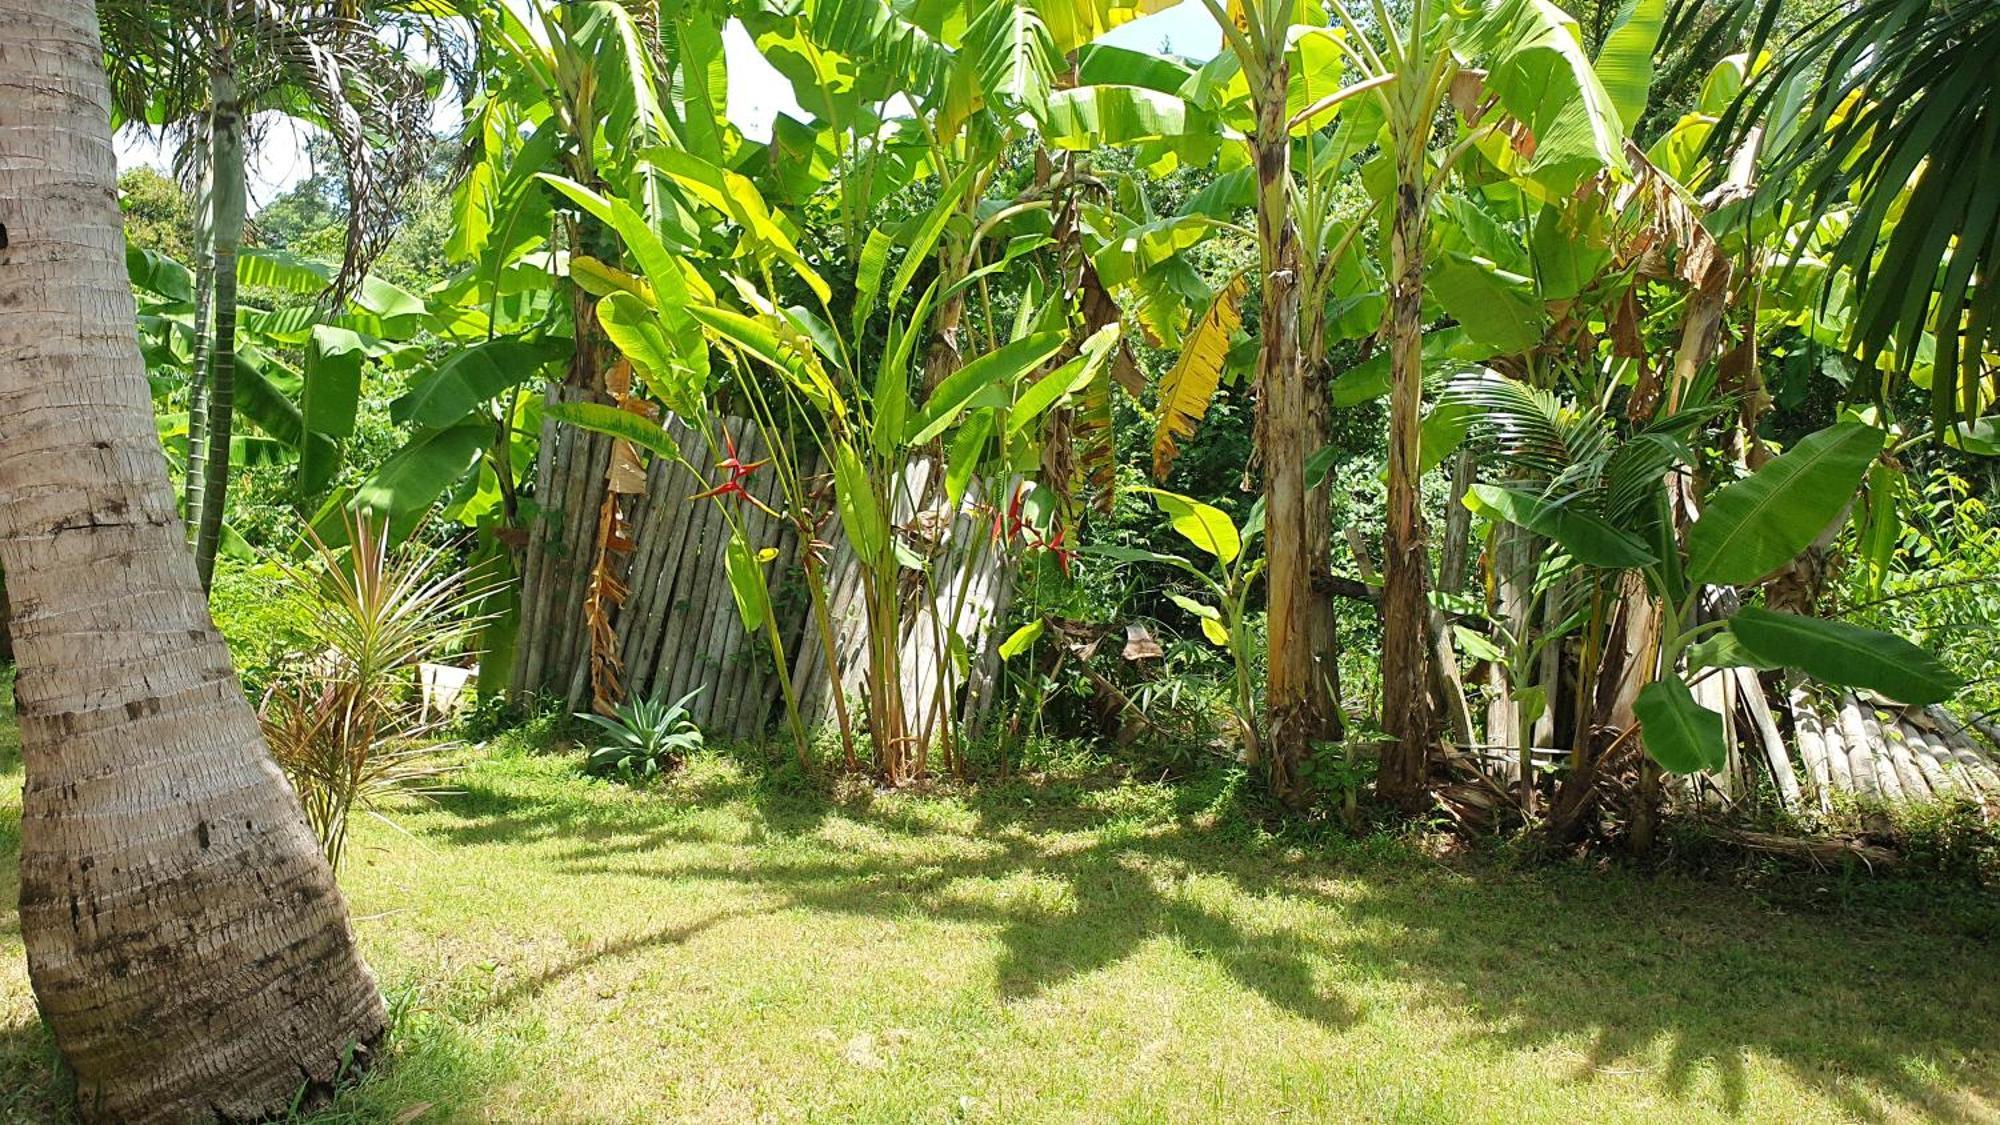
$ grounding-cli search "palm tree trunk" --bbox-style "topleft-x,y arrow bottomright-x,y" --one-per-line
1377,131 -> 1437,808
190,66 -> 245,591
0,5 -> 387,1120
182,120 -> 214,521
1254,38 -> 1325,804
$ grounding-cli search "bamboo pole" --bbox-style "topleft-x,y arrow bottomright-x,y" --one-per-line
555,429 -> 593,704
1819,698 -> 1855,794
1927,714 -> 2000,794
679,482 -> 734,729
615,452 -> 674,691
634,419 -> 705,698
738,440 -> 810,744
525,392 -> 583,699
1901,719 -> 1959,799
1837,695 -> 1882,799
1737,668 -> 1798,809
655,440 -> 719,713
1695,670 -> 1735,804
1789,688 -> 1834,811
693,423 -> 757,731
1903,723 -> 1962,795
806,507 -> 869,726
513,388 -> 563,699
1879,713 -> 1935,801
558,428 -> 613,713
1856,704 -> 1908,803
707,425 -> 766,734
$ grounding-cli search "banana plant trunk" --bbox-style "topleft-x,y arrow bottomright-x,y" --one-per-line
1377,132 -> 1437,808
1253,37 -> 1327,804
0,4 -> 387,1120
1303,331 -> 1345,744
189,65 -> 246,591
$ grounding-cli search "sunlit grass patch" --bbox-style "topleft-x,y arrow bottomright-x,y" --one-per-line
2,700 -> 1997,1122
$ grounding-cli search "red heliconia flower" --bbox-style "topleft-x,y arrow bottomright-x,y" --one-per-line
992,483 -> 1030,546
690,426 -> 777,517
1045,525 -> 1074,576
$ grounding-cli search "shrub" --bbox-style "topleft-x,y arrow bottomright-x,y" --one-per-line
207,558 -> 316,697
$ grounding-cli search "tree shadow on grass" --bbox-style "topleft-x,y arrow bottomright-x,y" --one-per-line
525,771 -> 1999,1122
1327,866 -> 2000,1122
555,810 -> 1362,1030
474,907 -> 752,1018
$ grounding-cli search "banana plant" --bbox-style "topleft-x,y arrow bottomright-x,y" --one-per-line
128,244 -> 477,525
1465,415 -> 1959,780
1090,488 -> 1267,763
1038,0 -> 1638,799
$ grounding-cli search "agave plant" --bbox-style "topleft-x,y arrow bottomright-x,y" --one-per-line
577,688 -> 706,781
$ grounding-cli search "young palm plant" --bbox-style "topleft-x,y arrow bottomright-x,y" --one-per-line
1710,0 -> 2000,432
98,0 -> 435,587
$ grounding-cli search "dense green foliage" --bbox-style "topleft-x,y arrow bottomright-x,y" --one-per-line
97,0 -> 2000,824
23,0 -> 2000,1119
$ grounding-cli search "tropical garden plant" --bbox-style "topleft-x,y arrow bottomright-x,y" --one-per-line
578,686 -> 706,781
8,0 -> 2000,1113
260,512 -> 491,872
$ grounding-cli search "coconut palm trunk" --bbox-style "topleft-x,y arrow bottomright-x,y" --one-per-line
0,3 -> 387,1120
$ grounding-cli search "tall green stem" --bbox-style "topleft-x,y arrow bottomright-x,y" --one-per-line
192,66 -> 245,591
183,115 -> 214,528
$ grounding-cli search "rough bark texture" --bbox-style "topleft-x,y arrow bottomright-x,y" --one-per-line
0,4 -> 387,1119
1377,166 -> 1436,806
1254,47 -> 1326,802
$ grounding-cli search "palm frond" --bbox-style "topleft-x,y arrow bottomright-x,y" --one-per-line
99,0 -> 441,302
1442,369 -> 1615,489
1720,0 -> 2000,428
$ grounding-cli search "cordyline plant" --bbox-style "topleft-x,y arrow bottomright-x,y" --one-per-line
261,512 -> 494,872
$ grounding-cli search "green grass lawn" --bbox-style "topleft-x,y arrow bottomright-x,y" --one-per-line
4,684 -> 1999,1123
